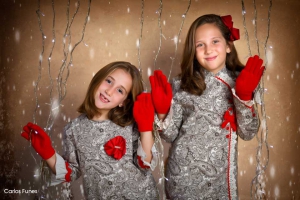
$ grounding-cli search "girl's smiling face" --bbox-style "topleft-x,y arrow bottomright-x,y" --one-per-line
93,68 -> 132,120
195,23 -> 231,74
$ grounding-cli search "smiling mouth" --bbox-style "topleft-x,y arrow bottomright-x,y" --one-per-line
205,56 -> 217,61
100,93 -> 110,103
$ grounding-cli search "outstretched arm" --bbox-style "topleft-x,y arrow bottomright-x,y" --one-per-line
21,122 -> 56,173
149,70 -> 172,120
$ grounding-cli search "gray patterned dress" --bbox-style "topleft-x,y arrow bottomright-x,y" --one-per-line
53,114 -> 158,200
158,67 -> 259,200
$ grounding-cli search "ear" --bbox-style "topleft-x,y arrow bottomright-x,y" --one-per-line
119,99 -> 130,107
226,42 -> 232,53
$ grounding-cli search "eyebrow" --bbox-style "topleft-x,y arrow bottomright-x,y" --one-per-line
196,36 -> 222,43
107,76 -> 128,94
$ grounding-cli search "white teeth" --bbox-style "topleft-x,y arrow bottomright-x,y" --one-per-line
100,94 -> 109,102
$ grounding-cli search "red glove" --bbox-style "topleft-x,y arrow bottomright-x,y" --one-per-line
235,55 -> 265,100
21,122 -> 55,160
149,70 -> 172,114
133,93 -> 154,132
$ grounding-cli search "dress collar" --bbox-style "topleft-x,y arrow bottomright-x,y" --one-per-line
202,65 -> 227,77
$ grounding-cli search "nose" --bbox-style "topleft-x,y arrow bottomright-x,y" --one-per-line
204,45 -> 212,54
105,88 -> 113,97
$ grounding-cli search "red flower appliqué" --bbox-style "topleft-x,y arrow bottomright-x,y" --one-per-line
221,108 -> 237,132
104,136 -> 126,160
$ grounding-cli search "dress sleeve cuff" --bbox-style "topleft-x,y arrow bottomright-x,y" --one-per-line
137,138 -> 158,171
50,153 -> 67,186
232,88 -> 255,108
155,100 -> 174,130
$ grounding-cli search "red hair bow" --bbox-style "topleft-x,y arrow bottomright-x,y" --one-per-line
220,15 -> 240,41
104,136 -> 126,160
221,108 -> 237,131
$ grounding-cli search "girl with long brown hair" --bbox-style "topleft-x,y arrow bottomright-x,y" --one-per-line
21,61 -> 159,199
150,14 -> 264,199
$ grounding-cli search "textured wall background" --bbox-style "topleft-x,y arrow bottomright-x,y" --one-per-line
1,0 -> 300,199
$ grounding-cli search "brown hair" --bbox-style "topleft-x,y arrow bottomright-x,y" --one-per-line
78,61 -> 144,127
180,14 -> 244,95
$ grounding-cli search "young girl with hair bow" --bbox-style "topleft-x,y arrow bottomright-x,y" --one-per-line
21,61 -> 159,199
150,14 -> 264,199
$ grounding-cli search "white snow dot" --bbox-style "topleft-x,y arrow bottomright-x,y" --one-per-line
291,166 -> 294,175
173,36 -> 178,44
127,7 -> 130,13
80,184 -> 84,195
274,185 -> 280,197
147,67 -> 152,77
125,29 -> 129,35
270,165 -> 275,178
249,156 -> 253,165
15,30 -> 20,42
69,44 -> 72,52
89,48 -> 94,59
276,75 -> 279,79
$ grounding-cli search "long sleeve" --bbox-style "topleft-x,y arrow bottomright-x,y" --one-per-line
50,122 -> 81,186
132,125 -> 158,171
61,122 -> 81,181
232,88 -> 260,140
155,77 -> 183,143
49,153 -> 68,186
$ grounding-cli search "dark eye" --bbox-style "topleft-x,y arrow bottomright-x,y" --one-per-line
106,79 -> 112,84
213,40 -> 219,44
117,88 -> 124,94
196,43 -> 203,48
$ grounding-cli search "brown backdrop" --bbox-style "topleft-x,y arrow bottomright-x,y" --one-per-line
1,0 -> 300,199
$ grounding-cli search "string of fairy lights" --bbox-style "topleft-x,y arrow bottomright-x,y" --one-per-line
167,0 -> 191,81
29,0 -> 272,199
32,0 -> 91,198
153,0 -> 163,70
241,0 -> 272,199
136,1 -> 192,199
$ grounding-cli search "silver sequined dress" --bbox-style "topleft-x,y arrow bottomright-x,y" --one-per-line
52,114 -> 158,200
158,67 -> 259,200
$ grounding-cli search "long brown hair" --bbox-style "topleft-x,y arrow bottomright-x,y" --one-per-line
78,61 -> 144,127
180,14 -> 244,95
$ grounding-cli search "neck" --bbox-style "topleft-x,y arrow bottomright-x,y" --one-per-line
92,112 -> 109,121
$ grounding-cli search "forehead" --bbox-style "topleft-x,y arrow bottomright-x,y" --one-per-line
107,68 -> 133,91
195,23 -> 223,39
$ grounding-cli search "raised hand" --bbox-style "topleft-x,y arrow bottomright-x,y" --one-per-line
21,122 -> 55,160
149,70 -> 172,114
235,55 -> 265,101
133,93 -> 155,132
